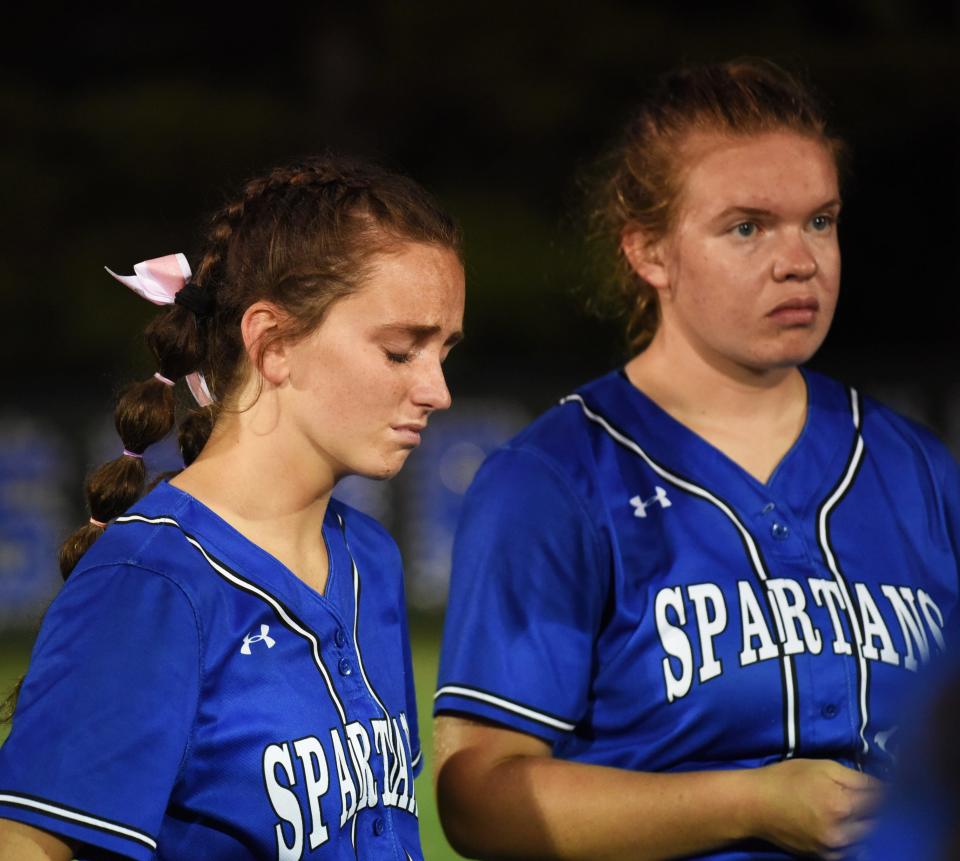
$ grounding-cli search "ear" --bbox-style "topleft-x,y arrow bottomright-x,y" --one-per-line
621,226 -> 670,292
240,301 -> 290,386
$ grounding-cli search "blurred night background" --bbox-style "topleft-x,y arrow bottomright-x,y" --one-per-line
1,2 -> 958,857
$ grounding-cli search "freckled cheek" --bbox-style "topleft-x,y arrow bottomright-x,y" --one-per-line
300,354 -> 371,426
354,383 -> 405,425
329,367 -> 408,431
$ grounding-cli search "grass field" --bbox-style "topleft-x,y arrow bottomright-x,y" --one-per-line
410,619 -> 463,860
0,624 -> 464,859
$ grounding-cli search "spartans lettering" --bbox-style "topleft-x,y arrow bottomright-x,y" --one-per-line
655,578 -> 946,702
261,713 -> 417,860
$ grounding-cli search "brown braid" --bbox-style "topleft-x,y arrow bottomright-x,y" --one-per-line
57,154 -> 461,579
587,58 -> 844,355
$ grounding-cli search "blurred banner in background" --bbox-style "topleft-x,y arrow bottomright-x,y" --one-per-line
4,380 -> 959,629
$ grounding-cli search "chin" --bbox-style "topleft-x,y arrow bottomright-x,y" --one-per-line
757,332 -> 828,369
356,452 -> 412,482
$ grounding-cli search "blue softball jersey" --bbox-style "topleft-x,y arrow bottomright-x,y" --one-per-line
0,481 -> 423,860
435,368 -> 960,860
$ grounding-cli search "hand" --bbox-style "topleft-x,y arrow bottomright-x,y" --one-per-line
747,759 -> 883,859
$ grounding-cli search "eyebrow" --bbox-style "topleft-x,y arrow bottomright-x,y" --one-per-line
712,198 -> 843,221
374,323 -> 465,346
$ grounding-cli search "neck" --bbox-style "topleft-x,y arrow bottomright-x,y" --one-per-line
626,328 -> 804,425
625,330 -> 810,484
171,389 -> 336,578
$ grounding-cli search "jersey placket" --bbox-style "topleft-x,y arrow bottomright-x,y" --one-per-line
322,525 -> 416,861
750,494 -> 862,765
599,370 -> 869,765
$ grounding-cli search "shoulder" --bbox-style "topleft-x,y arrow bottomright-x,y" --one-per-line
862,395 -> 951,452
860,392 -> 957,480
482,369 -> 630,486
806,367 -> 959,482
33,551 -> 203,684
460,372 -> 632,547
65,481 -> 262,628
71,483 -> 201,577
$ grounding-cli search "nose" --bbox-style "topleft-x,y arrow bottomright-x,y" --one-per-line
412,359 -> 453,412
772,232 -> 818,282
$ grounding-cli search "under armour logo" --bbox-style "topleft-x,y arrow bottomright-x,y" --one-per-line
241,624 -> 276,655
630,487 -> 672,518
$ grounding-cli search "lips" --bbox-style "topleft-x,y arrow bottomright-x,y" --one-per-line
768,297 -> 819,325
392,423 -> 426,446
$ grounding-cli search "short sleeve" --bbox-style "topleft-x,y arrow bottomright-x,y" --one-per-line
435,447 -> 609,744
904,421 -> 960,635
936,446 -> 960,638
0,563 -> 201,860
939,449 -> 960,571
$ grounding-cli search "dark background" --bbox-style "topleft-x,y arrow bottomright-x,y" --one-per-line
4,2 -> 958,413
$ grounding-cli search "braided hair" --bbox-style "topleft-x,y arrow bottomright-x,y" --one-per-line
60,155 -> 462,578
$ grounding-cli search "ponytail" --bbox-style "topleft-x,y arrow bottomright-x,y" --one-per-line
59,256 -> 212,579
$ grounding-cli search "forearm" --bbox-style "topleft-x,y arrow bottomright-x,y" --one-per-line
435,716 -> 879,860
0,819 -> 73,861
437,745 -> 757,861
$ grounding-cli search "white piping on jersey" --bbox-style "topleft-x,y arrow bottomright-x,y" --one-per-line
113,514 -> 348,725
337,514 -> 392,720
0,793 -> 157,850
411,748 -> 423,770
816,387 -> 870,760
434,685 -> 577,732
560,393 -> 800,758
334,514 -> 399,764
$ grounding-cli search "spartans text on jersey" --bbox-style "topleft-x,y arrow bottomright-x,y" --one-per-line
262,713 -> 417,859
656,577 -> 946,702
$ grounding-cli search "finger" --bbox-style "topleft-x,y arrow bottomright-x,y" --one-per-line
827,816 -> 878,852
832,766 -> 881,785
843,784 -> 886,818
851,772 -> 884,790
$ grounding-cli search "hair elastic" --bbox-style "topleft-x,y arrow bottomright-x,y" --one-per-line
154,372 -> 175,387
104,254 -> 214,407
89,517 -> 107,528
174,281 -> 215,319
122,449 -> 144,460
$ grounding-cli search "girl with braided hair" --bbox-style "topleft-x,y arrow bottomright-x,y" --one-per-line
0,156 -> 465,861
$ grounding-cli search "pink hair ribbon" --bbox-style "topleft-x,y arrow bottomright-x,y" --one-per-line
185,372 -> 214,407
105,254 -> 214,407
104,253 -> 192,305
